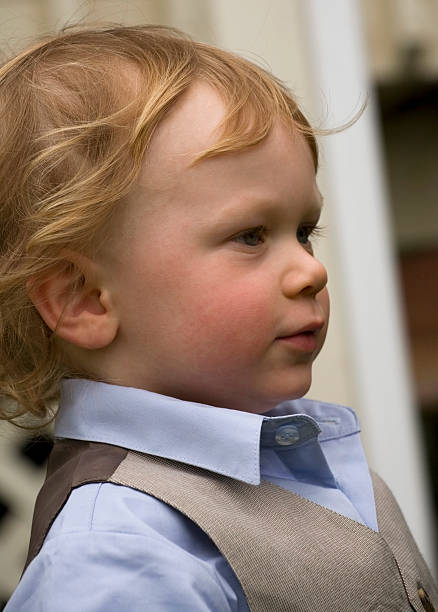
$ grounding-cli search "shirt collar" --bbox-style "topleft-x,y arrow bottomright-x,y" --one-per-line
56,379 -> 360,485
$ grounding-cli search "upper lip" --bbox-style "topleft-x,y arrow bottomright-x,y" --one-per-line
277,320 -> 325,338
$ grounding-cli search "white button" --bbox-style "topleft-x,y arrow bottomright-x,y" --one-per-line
275,424 -> 300,446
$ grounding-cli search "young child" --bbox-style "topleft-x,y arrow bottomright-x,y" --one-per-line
1,24 -> 436,612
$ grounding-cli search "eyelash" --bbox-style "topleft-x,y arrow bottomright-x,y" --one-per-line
232,224 -> 324,248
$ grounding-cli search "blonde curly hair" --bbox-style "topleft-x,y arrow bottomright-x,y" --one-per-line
0,24 -> 318,426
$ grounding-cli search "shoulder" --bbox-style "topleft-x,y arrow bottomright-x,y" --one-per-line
6,483 -> 244,612
45,481 -> 225,562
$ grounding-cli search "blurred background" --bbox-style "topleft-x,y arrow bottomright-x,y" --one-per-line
0,0 -> 437,606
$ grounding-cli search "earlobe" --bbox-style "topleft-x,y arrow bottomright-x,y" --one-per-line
27,258 -> 119,350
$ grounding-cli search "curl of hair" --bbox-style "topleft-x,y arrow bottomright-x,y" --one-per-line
0,24 -> 320,427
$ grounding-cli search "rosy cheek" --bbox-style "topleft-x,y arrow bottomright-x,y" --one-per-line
192,284 -> 272,350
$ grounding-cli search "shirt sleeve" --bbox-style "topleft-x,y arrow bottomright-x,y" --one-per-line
5,529 -> 236,611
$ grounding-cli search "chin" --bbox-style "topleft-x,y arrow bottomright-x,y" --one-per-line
245,383 -> 311,414
271,377 -> 313,405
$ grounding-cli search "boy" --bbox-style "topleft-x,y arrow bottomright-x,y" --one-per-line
1,24 -> 437,611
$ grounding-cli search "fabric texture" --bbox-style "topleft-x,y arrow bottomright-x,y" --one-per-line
55,379 -> 378,527
109,449 -> 438,611
7,380 -> 436,611
10,438 -> 438,612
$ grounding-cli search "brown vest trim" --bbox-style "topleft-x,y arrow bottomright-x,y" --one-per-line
24,439 -> 127,572
110,450 -> 436,612
24,439 -> 438,612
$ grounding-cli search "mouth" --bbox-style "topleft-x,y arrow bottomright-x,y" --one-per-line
276,331 -> 319,352
276,321 -> 324,353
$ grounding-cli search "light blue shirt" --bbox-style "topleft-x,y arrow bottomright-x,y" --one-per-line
6,379 -> 377,611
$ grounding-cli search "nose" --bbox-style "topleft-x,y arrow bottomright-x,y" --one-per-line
280,248 -> 328,298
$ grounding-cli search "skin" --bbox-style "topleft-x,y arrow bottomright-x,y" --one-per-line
35,81 -> 330,414
95,82 -> 330,413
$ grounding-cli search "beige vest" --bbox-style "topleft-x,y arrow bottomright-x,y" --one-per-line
25,439 -> 438,612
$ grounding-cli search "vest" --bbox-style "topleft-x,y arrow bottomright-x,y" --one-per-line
25,439 -> 438,612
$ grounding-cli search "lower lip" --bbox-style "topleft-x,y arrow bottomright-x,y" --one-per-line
277,332 -> 318,352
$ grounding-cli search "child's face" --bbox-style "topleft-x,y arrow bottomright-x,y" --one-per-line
101,82 -> 329,413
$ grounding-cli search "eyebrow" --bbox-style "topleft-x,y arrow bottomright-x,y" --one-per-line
209,193 -> 324,230
310,198 -> 323,210
315,190 -> 324,209
306,194 -> 324,219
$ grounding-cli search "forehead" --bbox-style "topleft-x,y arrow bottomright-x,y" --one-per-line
102,83 -> 320,264
136,82 -> 225,191
134,81 -> 318,204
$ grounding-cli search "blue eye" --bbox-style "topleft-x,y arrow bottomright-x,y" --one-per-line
297,225 -> 311,244
297,224 -> 323,245
233,226 -> 267,247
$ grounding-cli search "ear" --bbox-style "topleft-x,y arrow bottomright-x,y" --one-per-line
27,255 -> 119,350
